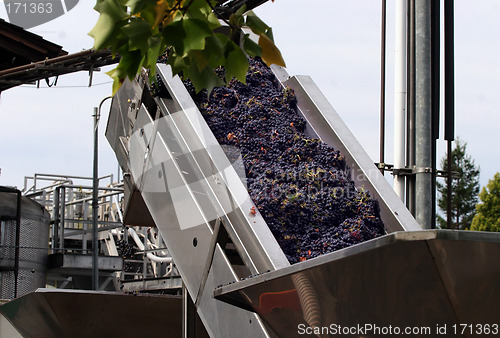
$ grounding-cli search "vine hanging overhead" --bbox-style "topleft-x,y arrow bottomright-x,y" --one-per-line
89,0 -> 285,94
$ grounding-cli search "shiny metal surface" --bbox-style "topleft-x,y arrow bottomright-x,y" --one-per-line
271,66 -> 421,233
106,65 -> 289,337
0,192 -> 50,299
104,60 -> 464,337
154,63 -> 289,272
215,230 -> 500,337
0,288 -> 208,338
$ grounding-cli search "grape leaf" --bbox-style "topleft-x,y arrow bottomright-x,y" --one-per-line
258,33 -> 286,67
125,0 -> 155,14
242,34 -> 262,57
121,19 -> 151,52
182,18 -> 213,53
224,41 -> 248,83
90,0 -> 286,95
245,10 -> 269,36
185,62 -> 224,94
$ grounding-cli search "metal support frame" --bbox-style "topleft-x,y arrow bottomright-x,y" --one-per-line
92,96 -> 113,290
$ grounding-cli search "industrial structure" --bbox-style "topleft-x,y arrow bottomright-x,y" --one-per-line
1,1 -> 499,337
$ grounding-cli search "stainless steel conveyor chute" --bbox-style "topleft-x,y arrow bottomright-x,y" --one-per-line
105,64 -> 500,337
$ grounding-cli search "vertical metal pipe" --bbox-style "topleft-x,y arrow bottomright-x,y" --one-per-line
92,106 -> 99,290
415,0 -> 433,229
447,140 -> 453,229
431,0 -> 441,229
379,0 -> 387,172
83,200 -> 88,255
432,1 -> 441,141
143,228 -> 148,280
444,0 -> 455,141
92,96 -> 112,290
14,190 -> 21,299
407,0 -> 416,215
394,0 -> 407,199
53,187 -> 60,250
444,0 -> 455,229
60,187 -> 66,250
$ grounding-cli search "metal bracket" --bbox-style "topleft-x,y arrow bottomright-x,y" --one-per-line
392,167 -> 413,176
412,166 -> 433,174
436,170 -> 460,179
375,162 -> 394,172
382,164 -> 459,179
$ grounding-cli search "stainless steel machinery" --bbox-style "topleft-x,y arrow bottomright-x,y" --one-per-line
104,63 -> 500,337
0,187 -> 50,300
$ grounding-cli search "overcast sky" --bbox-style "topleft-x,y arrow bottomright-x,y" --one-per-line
0,1 -> 499,194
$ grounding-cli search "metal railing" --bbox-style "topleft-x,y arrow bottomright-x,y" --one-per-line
21,173 -> 180,291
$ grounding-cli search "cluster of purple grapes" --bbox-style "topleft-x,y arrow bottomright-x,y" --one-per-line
157,57 -> 385,263
116,238 -> 141,273
116,239 -> 137,259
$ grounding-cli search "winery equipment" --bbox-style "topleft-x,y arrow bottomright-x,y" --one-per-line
102,63 -> 500,337
0,187 -> 50,299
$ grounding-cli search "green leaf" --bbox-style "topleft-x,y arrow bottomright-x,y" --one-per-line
242,34 -> 261,57
201,34 -> 228,71
162,20 -> 186,54
188,50 -> 209,72
162,17 -> 213,57
168,54 -> 189,76
121,19 -> 152,52
89,0 -> 129,50
204,35 -> 225,59
163,18 -> 213,56
91,0 -> 283,96
235,4 -> 247,17
138,5 -> 158,27
206,12 -> 221,30
182,18 -> 213,53
94,0 -> 128,22
125,0 -> 156,14
229,11 -> 244,28
224,41 -> 248,83
184,0 -> 218,27
264,27 -> 274,41
106,67 -> 128,95
116,49 -> 146,80
88,13 -> 117,50
245,10 -> 269,36
146,35 -> 164,69
185,62 -> 224,94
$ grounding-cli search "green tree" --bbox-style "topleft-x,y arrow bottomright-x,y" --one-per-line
89,0 -> 285,94
436,138 -> 480,229
470,172 -> 500,232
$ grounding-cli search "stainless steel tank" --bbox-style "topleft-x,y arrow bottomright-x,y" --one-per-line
0,187 -> 50,299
